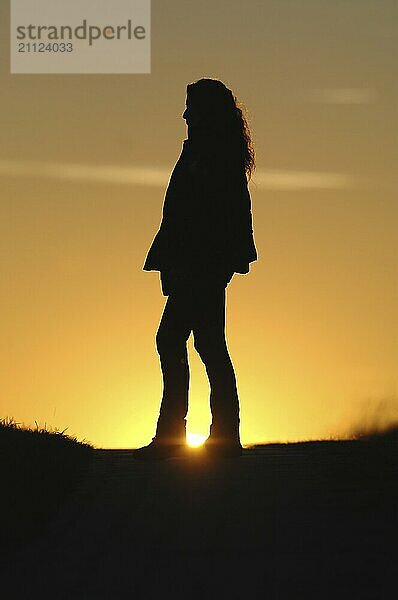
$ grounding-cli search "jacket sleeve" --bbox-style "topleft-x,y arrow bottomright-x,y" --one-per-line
190,158 -> 257,275
229,169 -> 258,273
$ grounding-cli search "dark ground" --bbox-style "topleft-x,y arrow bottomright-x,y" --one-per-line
1,434 -> 396,600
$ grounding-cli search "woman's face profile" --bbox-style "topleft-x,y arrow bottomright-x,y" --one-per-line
183,95 -> 195,138
183,95 -> 202,139
182,95 -> 190,123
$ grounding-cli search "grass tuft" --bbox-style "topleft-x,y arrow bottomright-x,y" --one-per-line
0,416 -> 94,550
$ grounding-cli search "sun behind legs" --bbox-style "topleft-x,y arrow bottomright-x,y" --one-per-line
154,279 -> 241,449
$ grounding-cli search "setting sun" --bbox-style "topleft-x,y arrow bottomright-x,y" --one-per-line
186,433 -> 207,447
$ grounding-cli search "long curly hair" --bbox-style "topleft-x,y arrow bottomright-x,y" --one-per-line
185,78 -> 255,181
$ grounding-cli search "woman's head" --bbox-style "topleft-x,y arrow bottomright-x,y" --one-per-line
183,78 -> 255,180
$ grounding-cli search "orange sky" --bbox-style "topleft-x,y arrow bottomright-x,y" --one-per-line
1,1 -> 397,448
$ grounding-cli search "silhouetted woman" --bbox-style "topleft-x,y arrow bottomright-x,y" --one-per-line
134,78 -> 257,460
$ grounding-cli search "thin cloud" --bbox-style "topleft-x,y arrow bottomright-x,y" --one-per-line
252,169 -> 353,190
0,158 -> 354,191
306,87 -> 378,105
0,159 -> 169,187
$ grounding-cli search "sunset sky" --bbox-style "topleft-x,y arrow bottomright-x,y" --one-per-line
1,1 -> 397,448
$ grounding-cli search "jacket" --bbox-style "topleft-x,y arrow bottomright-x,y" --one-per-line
143,138 -> 258,293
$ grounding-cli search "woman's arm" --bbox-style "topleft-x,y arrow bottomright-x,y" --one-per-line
193,158 -> 257,275
230,174 -> 258,273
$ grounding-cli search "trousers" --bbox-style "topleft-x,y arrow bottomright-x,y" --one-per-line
154,274 -> 241,445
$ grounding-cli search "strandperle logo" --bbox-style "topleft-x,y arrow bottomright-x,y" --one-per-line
11,0 -> 151,74
15,19 -> 147,47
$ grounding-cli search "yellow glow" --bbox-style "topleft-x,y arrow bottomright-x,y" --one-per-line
186,432 -> 207,447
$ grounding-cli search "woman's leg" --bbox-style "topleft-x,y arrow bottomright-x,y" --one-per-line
154,290 -> 192,445
192,284 -> 241,444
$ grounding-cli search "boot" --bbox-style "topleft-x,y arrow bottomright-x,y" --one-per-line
204,423 -> 243,458
132,436 -> 187,461
133,419 -> 187,461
